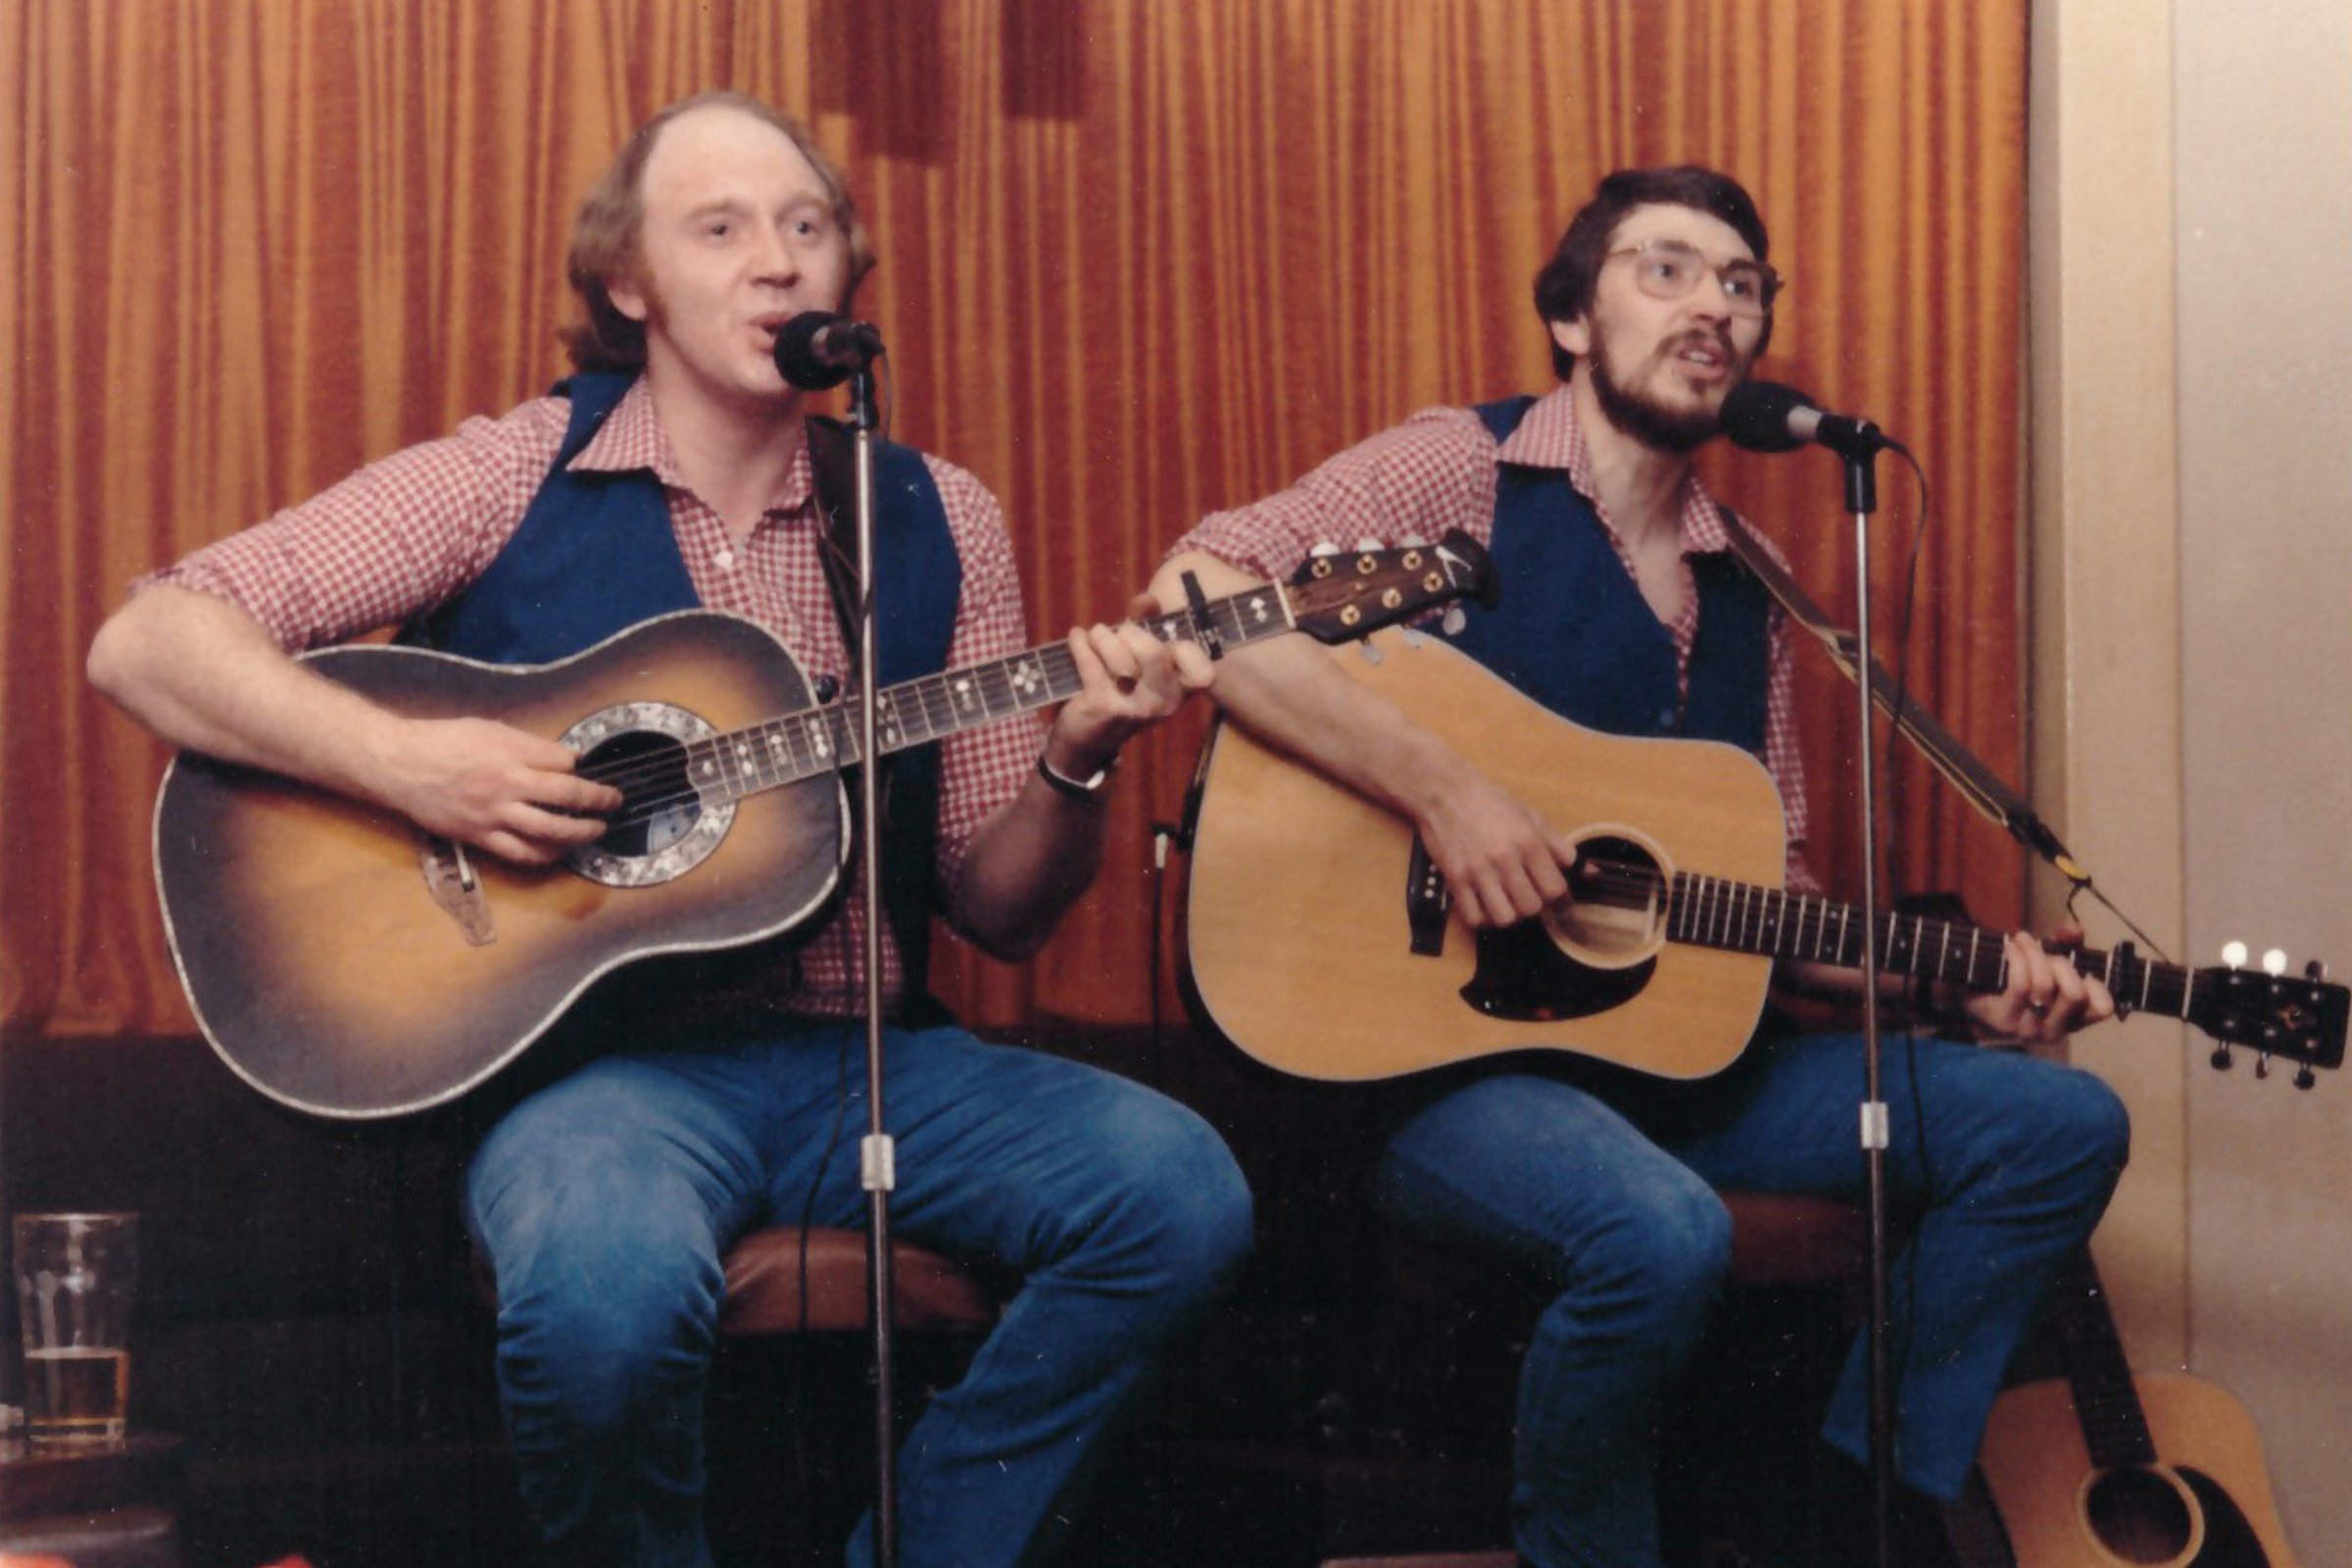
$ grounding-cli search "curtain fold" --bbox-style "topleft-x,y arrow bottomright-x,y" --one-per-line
4,0 -> 2027,1041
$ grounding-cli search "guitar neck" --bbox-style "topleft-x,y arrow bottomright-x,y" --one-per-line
1665,872 -> 2192,1022
675,583 -> 1302,800
2041,1249 -> 2159,1470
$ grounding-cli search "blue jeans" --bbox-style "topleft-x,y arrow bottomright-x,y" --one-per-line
465,1018 -> 1252,1568
1370,1029 -> 2130,1568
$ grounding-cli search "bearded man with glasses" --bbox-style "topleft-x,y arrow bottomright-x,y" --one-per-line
1152,166 -> 2129,1568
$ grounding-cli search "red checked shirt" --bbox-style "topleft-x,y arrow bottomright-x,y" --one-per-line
148,378 -> 1045,1016
1172,385 -> 1819,893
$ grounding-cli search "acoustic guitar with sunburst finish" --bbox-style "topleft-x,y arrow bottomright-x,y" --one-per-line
154,535 -> 1496,1120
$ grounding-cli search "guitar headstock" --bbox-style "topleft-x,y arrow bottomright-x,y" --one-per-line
2189,944 -> 2348,1083
1284,530 -> 1500,645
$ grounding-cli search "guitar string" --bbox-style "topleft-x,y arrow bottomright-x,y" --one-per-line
543,565 -> 1460,828
1563,857 -> 2178,1000
1587,862 -> 2264,1028
548,571 -> 1445,809
556,603 -> 1249,817
561,589 -> 1325,822
562,676 -> 1092,831
576,661 -> 1129,827
564,649 -> 1100,815
566,651 -> 1084,787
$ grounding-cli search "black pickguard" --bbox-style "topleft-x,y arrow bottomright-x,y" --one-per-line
1460,922 -> 1656,1023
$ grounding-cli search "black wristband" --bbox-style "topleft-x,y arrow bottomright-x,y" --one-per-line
1036,750 -> 1115,803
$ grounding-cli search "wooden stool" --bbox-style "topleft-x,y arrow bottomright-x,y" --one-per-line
716,1225 -> 995,1336
472,1223 -> 997,1335
1721,1190 -> 1874,1287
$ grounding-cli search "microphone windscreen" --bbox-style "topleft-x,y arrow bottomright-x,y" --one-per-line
774,311 -> 851,391
1720,379 -> 1813,454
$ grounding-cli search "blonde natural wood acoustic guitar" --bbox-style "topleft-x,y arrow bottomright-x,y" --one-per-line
1182,628 -> 2347,1085
1978,1250 -> 2301,1567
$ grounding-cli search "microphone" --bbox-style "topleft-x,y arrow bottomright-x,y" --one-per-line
773,311 -> 884,390
1721,379 -> 1902,459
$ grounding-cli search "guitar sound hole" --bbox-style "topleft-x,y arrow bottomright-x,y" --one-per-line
1556,834 -> 1666,962
2085,1466 -> 2193,1563
581,730 -> 701,859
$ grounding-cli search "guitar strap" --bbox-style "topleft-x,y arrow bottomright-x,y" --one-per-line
1708,502 -> 2093,892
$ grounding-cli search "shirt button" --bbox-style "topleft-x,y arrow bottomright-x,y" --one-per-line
1658,708 -> 1677,730
713,545 -> 737,571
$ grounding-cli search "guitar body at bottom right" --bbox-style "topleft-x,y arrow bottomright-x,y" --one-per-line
1977,1251 -> 2301,1567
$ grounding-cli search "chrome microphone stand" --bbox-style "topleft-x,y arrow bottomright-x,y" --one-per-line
841,354 -> 904,1568
775,312 -> 901,1568
1724,379 -> 1904,1567
1836,436 -> 1897,1568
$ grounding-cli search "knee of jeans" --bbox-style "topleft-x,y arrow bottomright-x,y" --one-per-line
493,1216 -> 725,1435
2049,1067 -> 2132,1182
1081,1098 -> 1254,1300
1999,1066 -> 2132,1197
1581,1182 -> 1733,1317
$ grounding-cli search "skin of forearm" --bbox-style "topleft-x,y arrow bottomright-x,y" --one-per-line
86,585 -> 413,808
951,767 -> 1112,960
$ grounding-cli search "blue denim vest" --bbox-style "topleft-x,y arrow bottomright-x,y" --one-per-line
1451,396 -> 1769,752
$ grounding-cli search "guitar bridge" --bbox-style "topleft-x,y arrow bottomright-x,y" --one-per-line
1405,833 -> 1449,956
419,835 -> 497,947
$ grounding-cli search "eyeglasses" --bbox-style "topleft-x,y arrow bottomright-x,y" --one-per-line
1605,239 -> 1783,318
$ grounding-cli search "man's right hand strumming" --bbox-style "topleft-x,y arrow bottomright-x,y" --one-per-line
378,715 -> 620,866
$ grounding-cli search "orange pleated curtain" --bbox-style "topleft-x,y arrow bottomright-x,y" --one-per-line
3,0 -> 2029,1045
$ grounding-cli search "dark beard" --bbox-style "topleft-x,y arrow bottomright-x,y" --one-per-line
1587,329 -> 1730,455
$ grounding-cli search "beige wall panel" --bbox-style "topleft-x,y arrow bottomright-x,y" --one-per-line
2175,0 -> 2352,1558
2029,0 -> 2188,1374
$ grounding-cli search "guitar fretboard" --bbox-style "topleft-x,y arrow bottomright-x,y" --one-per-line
635,583 -> 1302,804
2043,1250 -> 2158,1469
1587,862 -> 2200,1024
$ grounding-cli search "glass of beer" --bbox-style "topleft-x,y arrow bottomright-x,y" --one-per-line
12,1212 -> 138,1446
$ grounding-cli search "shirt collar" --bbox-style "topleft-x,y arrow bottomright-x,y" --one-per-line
1494,383 -> 1735,555
567,377 -> 818,516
